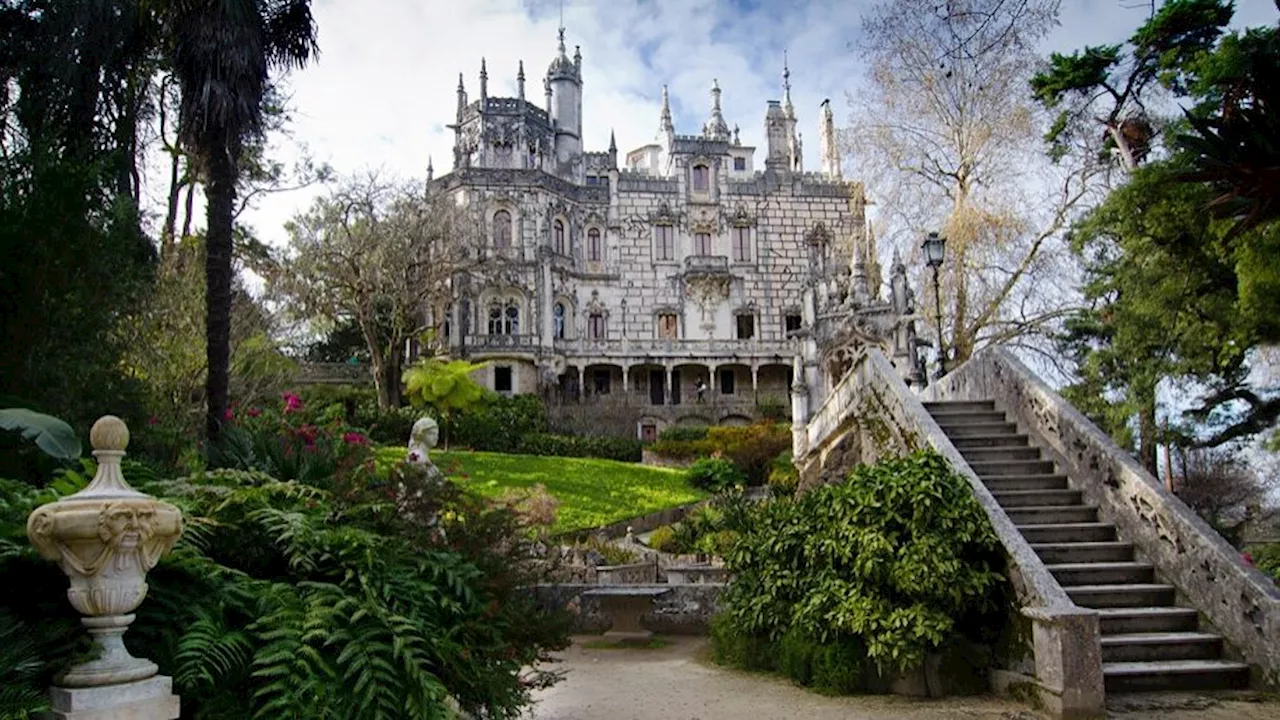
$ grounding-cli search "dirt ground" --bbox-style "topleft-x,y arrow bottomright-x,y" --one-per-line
524,636 -> 1280,720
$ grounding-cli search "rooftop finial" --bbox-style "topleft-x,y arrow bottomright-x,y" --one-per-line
783,51 -> 795,119
479,57 -> 488,100
703,79 -> 730,141
517,60 -> 525,99
659,84 -> 673,134
427,156 -> 434,181
609,129 -> 617,152
557,26 -> 566,56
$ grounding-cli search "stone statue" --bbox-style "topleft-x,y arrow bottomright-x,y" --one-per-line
407,417 -> 440,466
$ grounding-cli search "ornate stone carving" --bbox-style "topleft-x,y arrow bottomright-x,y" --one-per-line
27,416 -> 182,688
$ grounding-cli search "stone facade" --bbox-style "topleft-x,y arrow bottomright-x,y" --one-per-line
428,28 -> 908,439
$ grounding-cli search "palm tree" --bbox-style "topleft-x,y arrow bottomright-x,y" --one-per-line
162,0 -> 318,442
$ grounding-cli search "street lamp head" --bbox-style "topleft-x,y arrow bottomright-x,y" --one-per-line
922,231 -> 946,269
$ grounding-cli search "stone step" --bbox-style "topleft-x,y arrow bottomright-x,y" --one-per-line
949,434 -> 1031,449
968,459 -> 1057,476
1100,632 -> 1223,663
938,421 -> 1019,437
984,474 -> 1071,492
1046,561 -> 1155,586
960,446 -> 1043,463
1031,541 -> 1134,564
1102,659 -> 1250,693
1066,584 -> 1177,608
1017,522 -> 1117,543
1005,505 -> 1099,525
991,489 -> 1082,507
930,411 -> 1010,426
923,400 -> 995,413
1095,607 -> 1201,635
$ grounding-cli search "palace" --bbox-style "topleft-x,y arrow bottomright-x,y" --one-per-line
429,28 -> 901,440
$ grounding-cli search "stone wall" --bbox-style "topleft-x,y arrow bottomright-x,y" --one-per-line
531,583 -> 724,635
793,348 -> 1104,719
933,348 -> 1280,688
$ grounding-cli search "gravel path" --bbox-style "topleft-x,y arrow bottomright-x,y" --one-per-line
525,636 -> 1280,720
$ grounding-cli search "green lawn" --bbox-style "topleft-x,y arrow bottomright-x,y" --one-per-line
376,447 -> 705,534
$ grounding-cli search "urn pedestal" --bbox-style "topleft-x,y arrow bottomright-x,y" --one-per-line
26,416 -> 183,719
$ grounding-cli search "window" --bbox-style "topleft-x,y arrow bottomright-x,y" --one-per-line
593,369 -> 611,395
695,232 -> 712,256
719,368 -> 736,395
692,164 -> 709,191
657,313 -> 679,339
588,312 -> 606,340
494,366 -> 513,393
493,210 -> 512,248
736,314 -> 755,340
655,224 -> 674,261
784,314 -> 803,336
732,226 -> 750,262
587,228 -> 602,262
733,157 -> 746,171
553,218 -> 566,255
488,300 -> 520,335
553,302 -> 566,339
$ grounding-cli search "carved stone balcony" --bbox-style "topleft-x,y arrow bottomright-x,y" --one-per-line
468,334 -> 540,353
682,255 -> 730,278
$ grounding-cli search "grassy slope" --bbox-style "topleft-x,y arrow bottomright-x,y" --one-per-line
376,447 -> 705,533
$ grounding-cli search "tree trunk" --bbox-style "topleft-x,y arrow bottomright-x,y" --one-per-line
383,344 -> 403,407
1136,382 -> 1159,475
204,146 -> 237,442
161,154 -> 183,262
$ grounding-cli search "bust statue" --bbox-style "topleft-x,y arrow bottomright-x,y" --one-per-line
407,417 -> 439,465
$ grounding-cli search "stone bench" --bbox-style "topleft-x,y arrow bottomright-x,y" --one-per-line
582,586 -> 671,642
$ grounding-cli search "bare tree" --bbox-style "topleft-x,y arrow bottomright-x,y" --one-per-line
846,0 -> 1105,366
272,173 -> 491,408
1173,447 -> 1278,545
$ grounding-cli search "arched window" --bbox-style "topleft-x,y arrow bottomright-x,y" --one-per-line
505,302 -> 520,335
588,312 -> 606,340
692,164 -> 710,192
488,304 -> 503,334
553,302 -> 566,339
554,218 -> 566,255
587,228 -> 602,262
493,210 -> 512,248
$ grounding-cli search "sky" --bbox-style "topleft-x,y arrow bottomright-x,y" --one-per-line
219,0 -> 1279,249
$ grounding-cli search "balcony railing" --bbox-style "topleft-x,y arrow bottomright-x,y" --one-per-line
552,337 -> 796,358
468,334 -> 540,352
682,255 -> 730,276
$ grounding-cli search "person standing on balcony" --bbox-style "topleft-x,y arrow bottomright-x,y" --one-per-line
695,377 -> 707,404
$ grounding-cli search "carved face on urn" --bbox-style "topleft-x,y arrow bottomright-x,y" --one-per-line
99,504 -> 155,550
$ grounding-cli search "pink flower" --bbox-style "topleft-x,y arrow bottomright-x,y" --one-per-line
281,392 -> 303,413
408,451 -> 421,462
147,416 -> 159,426
343,432 -> 369,446
248,407 -> 262,418
1243,552 -> 1254,567
224,407 -> 234,421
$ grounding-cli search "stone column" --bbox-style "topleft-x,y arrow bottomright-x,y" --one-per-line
751,365 -> 760,404
665,366 -> 673,406
27,416 -> 183,720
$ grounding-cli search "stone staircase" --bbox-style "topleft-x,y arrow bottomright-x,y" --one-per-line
925,399 -> 1252,694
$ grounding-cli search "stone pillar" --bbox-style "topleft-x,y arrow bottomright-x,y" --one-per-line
665,366 -> 673,406
622,365 -> 630,400
27,416 -> 183,720
1018,607 -> 1106,720
751,365 -> 759,402
790,356 -> 810,458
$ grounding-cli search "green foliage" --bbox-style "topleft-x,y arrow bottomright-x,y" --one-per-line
658,425 -> 709,443
449,394 -> 548,452
756,395 -> 788,422
375,448 -> 705,534
652,422 -> 792,485
713,451 -> 1007,683
572,536 -> 638,566
648,437 -> 709,461
0,408 -> 81,461
1252,543 -> 1280,584
515,433 -> 643,463
403,359 -> 489,440
647,525 -> 682,554
768,451 -> 799,497
685,457 -> 746,493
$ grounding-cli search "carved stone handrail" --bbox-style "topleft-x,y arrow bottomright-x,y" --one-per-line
934,347 -> 1280,687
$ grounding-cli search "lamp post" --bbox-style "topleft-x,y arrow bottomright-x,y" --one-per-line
921,231 -> 947,376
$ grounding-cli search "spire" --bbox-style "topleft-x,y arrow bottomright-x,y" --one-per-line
609,129 -> 617,152
547,26 -> 578,81
517,60 -> 525,100
819,97 -> 841,179
702,79 -> 730,141
479,57 -> 488,102
456,73 -> 467,114
557,26 -> 566,56
733,124 -> 740,145
659,84 -> 674,135
574,45 -> 581,71
426,156 -> 434,182
783,50 -> 795,119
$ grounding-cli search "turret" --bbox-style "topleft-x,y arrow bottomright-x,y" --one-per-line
479,57 -> 488,104
517,60 -> 525,101
764,101 -> 788,170
702,79 -> 731,141
819,98 -> 841,179
546,27 -> 583,177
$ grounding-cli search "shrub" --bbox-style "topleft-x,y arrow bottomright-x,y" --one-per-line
1252,543 -> 1280,583
709,613 -> 774,672
713,450 -> 1007,686
574,536 -> 638,566
647,525 -> 683,554
756,395 -> 788,422
450,394 -> 548,452
768,450 -> 799,497
516,433 -> 642,463
706,422 -> 791,485
658,425 -> 709,443
648,438 -> 710,461
685,457 -> 746,492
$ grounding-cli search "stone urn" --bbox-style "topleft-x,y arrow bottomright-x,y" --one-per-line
26,416 -> 183,688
